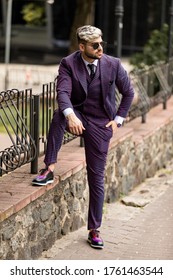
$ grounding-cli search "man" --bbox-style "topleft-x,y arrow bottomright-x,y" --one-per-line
32,25 -> 134,249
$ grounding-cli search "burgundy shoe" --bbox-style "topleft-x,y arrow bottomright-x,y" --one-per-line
88,229 -> 104,249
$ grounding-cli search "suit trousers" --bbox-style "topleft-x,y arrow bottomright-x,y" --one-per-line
44,109 -> 112,230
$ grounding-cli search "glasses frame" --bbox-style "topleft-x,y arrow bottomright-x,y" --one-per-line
83,41 -> 107,50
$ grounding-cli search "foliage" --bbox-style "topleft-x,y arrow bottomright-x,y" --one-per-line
130,24 -> 169,71
21,2 -> 46,27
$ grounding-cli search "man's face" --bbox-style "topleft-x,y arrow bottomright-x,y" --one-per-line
80,36 -> 105,62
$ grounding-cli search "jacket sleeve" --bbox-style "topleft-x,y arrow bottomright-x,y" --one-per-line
56,58 -> 74,112
115,59 -> 134,118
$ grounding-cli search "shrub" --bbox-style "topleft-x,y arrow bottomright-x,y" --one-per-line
21,2 -> 46,27
130,24 -> 169,70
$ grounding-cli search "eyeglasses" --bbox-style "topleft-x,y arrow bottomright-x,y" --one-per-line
87,41 -> 107,50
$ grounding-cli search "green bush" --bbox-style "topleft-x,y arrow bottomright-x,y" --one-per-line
130,24 -> 169,70
21,2 -> 46,27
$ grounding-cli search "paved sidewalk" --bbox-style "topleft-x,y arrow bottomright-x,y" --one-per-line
40,159 -> 173,260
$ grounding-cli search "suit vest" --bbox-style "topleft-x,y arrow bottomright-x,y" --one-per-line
82,62 -> 109,124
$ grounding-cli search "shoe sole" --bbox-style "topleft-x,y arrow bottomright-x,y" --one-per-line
32,179 -> 54,186
87,239 -> 104,249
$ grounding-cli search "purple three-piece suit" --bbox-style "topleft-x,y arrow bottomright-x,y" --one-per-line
44,51 -> 134,230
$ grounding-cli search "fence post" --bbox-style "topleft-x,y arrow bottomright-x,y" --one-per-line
141,114 -> 146,123
0,157 -> 2,177
31,95 -> 40,174
80,137 -> 85,147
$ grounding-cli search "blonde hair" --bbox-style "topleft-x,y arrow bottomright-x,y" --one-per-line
76,25 -> 102,43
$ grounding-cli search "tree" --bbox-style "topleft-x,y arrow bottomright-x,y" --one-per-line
69,0 -> 95,53
130,24 -> 168,70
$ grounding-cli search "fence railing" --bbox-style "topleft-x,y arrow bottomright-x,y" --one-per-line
0,60 -> 173,176
0,89 -> 36,176
127,60 -> 173,123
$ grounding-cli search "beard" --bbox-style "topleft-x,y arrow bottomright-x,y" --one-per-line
84,50 -> 102,60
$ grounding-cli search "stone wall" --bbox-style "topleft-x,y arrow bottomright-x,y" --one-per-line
0,110 -> 173,259
105,121 -> 173,203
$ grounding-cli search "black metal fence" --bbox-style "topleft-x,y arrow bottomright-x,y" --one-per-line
0,81 -> 77,176
0,60 -> 173,176
127,60 -> 173,123
0,88 -> 36,176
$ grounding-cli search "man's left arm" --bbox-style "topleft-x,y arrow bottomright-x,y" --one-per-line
106,60 -> 134,131
115,59 -> 134,118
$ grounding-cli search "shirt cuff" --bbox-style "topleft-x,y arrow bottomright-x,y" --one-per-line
63,108 -> 74,117
114,115 -> 124,125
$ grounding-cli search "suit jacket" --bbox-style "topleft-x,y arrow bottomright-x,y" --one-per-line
56,51 -> 134,120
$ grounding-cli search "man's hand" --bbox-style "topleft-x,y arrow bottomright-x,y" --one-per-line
105,120 -> 118,132
66,112 -> 85,135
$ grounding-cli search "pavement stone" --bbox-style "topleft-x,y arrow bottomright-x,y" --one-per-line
39,159 -> 173,260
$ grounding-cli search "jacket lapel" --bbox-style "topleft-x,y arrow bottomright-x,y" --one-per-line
73,53 -> 113,97
74,53 -> 88,94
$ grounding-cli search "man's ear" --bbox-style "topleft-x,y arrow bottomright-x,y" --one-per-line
79,43 -> 85,51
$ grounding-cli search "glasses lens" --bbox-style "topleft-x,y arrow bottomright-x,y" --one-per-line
92,41 -> 106,50
92,43 -> 99,50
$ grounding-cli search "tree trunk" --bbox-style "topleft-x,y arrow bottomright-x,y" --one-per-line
69,0 -> 95,54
